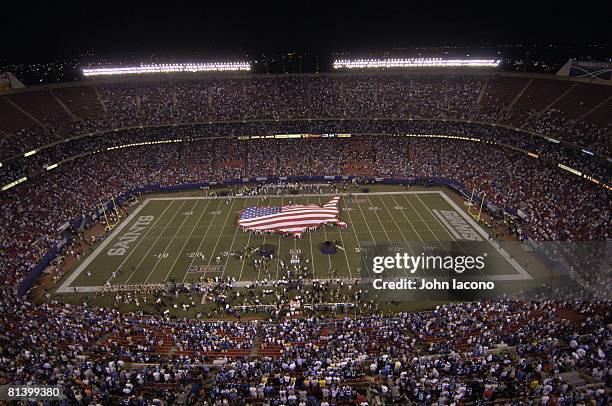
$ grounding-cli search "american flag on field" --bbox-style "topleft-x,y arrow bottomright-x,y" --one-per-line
237,196 -> 347,238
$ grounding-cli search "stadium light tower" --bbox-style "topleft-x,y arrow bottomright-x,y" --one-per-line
82,62 -> 251,77
333,58 -> 501,69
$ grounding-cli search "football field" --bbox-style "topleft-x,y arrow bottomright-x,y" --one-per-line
57,190 -> 532,293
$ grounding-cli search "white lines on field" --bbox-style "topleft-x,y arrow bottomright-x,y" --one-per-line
163,199 -> 212,282
124,201 -> 188,284
105,200 -> 175,285
144,200 -> 198,284
389,194 -> 425,244
238,228 -> 253,282
275,196 -> 283,281
316,196 -> 333,271
207,198 -> 237,267
334,209 -> 353,279
415,194 -> 456,241
306,195 -> 316,277
375,195 -> 415,279
221,199 -> 248,279
180,199 -> 226,283
364,195 -> 394,246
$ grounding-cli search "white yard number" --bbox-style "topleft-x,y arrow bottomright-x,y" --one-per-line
210,210 -> 222,215
183,211 -> 194,216
343,207 -> 354,212
394,206 -> 404,210
155,253 -> 169,259
188,251 -> 204,258
354,247 -> 361,253
289,249 -> 302,255
368,206 -> 380,211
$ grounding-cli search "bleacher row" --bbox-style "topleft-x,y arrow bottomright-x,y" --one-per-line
49,303 -> 598,364
0,74 -> 610,162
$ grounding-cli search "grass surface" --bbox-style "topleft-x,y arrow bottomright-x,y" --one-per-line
58,188 -> 529,292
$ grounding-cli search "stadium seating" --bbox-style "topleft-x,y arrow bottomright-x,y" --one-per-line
0,72 -> 610,404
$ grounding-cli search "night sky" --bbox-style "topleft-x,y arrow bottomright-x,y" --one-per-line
2,3 -> 609,63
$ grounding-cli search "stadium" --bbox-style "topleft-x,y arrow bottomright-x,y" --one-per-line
0,7 -> 611,405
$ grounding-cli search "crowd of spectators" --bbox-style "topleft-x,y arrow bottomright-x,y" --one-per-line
1,119 -> 609,186
1,290 -> 609,404
1,74 -> 610,163
0,74 -> 610,404
1,133 -> 610,288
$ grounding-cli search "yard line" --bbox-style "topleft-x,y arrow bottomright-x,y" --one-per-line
365,196 -> 394,244
221,198 -> 249,279
354,196 -> 381,264
400,194 -> 443,242
335,210 -> 353,279
275,196 -> 283,281
342,195 -> 365,259
162,199 -> 212,282
238,229 -> 252,282
389,195 -> 425,245
317,196 -> 333,271
415,194 -> 456,241
124,200 -> 188,284
207,198 -> 237,266
144,200 -> 199,283
180,199 -> 226,283
256,231 -> 268,283
306,195 -> 316,278
376,195 -> 416,279
399,194 -> 452,278
106,200 -> 175,285
414,194 -> 479,274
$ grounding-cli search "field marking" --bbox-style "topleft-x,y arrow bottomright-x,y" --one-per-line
375,195 -> 416,279
275,196 -> 284,281
415,194 -> 457,241
238,227 -> 253,282
342,195 -> 364,275
146,191 -> 443,201
221,199 -> 248,279
181,200 -> 225,283
317,196 -> 334,271
163,199 -> 212,282
56,199 -> 154,293
57,273 -> 516,292
431,210 -> 462,240
389,195 -> 424,245
353,196 -> 381,266
121,202 -> 186,285
207,198 -> 237,267
105,200 -> 176,285
121,200 -> 188,284
435,191 -> 531,280
413,194 -> 486,276
130,200 -> 190,284
335,209 -> 353,279
306,195 -> 316,278
59,190 -> 532,293
400,194 -> 443,243
365,196 -> 395,243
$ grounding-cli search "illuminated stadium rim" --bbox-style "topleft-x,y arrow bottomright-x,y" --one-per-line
333,58 -> 501,69
82,62 -> 251,76
1,117 -> 605,166
2,132 -> 608,192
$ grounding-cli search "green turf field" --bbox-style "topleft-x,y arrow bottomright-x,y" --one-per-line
57,190 -> 532,293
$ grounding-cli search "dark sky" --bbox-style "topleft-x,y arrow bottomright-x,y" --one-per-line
2,3 -> 609,63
